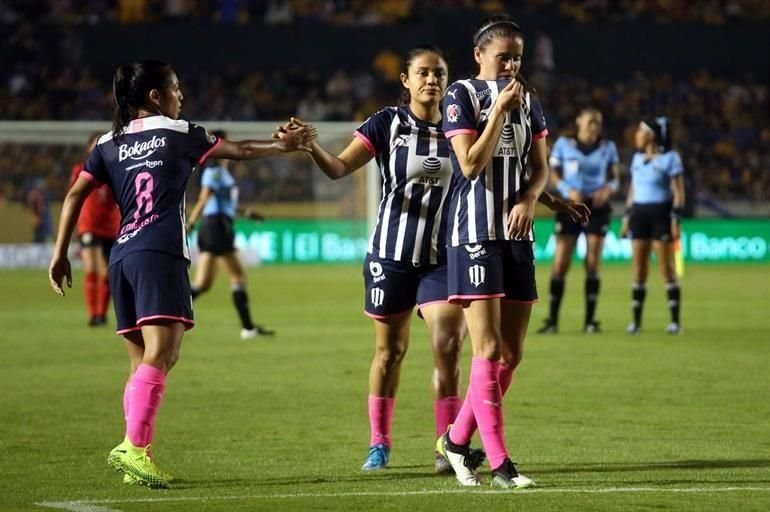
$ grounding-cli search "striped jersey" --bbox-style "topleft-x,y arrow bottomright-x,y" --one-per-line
82,115 -> 221,264
442,79 -> 548,246
629,150 -> 683,204
356,105 -> 453,265
549,137 -> 619,196
201,165 -> 238,218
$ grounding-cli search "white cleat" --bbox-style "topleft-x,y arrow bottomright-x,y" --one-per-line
665,322 -> 682,334
436,433 -> 481,486
626,322 -> 641,334
240,325 -> 276,339
491,459 -> 535,490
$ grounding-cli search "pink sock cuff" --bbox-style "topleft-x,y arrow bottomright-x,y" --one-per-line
134,364 -> 166,384
471,357 -> 500,373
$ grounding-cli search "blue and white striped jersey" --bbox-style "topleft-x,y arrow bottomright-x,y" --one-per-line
356,106 -> 453,265
83,115 -> 220,264
442,79 -> 548,246
549,137 -> 619,196
629,150 -> 683,204
201,165 -> 238,218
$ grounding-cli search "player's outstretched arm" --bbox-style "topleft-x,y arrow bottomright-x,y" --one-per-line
211,125 -> 317,161
538,190 -> 590,225
49,176 -> 94,296
274,117 -> 373,180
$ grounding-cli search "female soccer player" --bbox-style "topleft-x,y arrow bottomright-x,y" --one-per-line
620,117 -> 685,334
435,14 -> 588,488
49,60 -> 313,488
186,130 -> 275,339
538,108 -> 620,334
278,46 -> 480,473
69,133 -> 121,326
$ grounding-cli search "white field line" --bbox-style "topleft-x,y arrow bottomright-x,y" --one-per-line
36,486 -> 770,511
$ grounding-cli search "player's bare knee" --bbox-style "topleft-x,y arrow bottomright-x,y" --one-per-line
376,342 -> 408,370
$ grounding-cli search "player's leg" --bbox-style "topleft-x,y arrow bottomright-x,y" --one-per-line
93,239 -> 112,324
539,217 -> 579,333
220,251 -> 274,338
190,251 -> 217,299
629,239 -> 652,333
653,239 -> 681,333
584,233 -> 605,332
81,242 -> 100,325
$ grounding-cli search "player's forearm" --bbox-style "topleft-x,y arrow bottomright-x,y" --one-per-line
53,191 -> 87,259
234,140 -> 288,160
308,141 -> 354,180
672,177 -> 685,209
459,109 -> 506,179
537,190 -> 561,211
187,201 -> 205,227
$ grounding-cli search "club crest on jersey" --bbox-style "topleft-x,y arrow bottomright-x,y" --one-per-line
118,136 -> 167,162
371,287 -> 385,307
447,104 -> 461,123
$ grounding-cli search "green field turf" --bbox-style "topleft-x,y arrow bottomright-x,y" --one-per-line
1,263 -> 768,511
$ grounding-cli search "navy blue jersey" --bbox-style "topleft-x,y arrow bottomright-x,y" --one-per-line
550,136 -> 619,196
442,79 -> 548,246
82,115 -> 221,264
629,150 -> 683,204
356,105 -> 453,265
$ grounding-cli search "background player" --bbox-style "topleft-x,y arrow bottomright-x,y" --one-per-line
539,108 -> 620,333
186,129 -> 275,339
436,15 -> 588,489
49,60 -> 313,487
620,117 -> 685,334
68,133 -> 120,326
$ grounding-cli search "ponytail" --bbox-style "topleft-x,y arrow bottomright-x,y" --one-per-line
110,60 -> 174,142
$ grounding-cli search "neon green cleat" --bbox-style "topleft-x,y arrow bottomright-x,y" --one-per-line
122,473 -> 139,485
107,437 -> 171,489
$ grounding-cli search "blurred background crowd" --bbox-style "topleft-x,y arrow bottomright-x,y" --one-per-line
1,0 -> 768,211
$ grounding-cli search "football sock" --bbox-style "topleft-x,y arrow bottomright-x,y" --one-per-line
434,396 -> 462,439
549,275 -> 565,324
368,395 -> 394,448
232,285 -> 255,330
632,282 -> 647,326
97,276 -> 111,317
666,281 -> 681,324
84,272 -> 98,317
125,364 -> 166,447
585,273 -> 600,325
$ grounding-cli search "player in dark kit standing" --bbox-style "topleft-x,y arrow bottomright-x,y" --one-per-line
435,15 -> 588,489
49,60 -> 314,488
186,130 -> 275,339
69,133 -> 121,326
620,117 -> 685,334
538,108 -> 620,333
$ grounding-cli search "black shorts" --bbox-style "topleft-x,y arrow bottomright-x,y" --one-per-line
447,241 -> 537,303
80,233 -> 115,261
629,202 -> 673,241
109,251 -> 194,335
555,198 -> 611,237
197,215 -> 236,256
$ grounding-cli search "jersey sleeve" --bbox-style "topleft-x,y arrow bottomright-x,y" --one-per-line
442,82 -> 477,139
187,122 -> 222,165
354,108 -> 394,157
200,168 -> 219,190
549,137 -> 566,168
667,151 -> 684,177
529,94 -> 548,142
82,146 -> 108,185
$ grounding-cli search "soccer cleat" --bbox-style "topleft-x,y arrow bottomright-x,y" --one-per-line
436,440 -> 486,474
490,458 -> 535,490
88,315 -> 106,327
436,432 -> 481,486
584,320 -> 601,334
435,451 -> 453,474
361,443 -> 390,471
536,319 -> 558,334
626,322 -> 641,334
240,325 -> 276,339
665,323 -> 682,334
123,473 -> 139,485
107,438 -> 171,489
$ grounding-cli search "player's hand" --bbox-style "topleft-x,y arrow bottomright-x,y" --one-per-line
49,256 -> 72,297
507,195 -> 536,240
563,200 -> 591,225
495,79 -> 524,114
592,185 -> 612,207
185,223 -> 195,233
244,209 -> 265,222
671,218 -> 681,240
619,218 -> 630,239
274,118 -> 317,153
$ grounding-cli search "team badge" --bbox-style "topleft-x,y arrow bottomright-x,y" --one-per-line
447,104 -> 461,123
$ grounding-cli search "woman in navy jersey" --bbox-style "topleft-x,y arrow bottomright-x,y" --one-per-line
435,14 -> 588,488
48,60 -> 313,488
538,108 -> 621,334
620,117 -> 685,334
186,130 -> 275,339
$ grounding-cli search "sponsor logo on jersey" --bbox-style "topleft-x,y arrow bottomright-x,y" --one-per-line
118,136 -> 167,162
422,157 -> 442,175
447,104 -> 461,123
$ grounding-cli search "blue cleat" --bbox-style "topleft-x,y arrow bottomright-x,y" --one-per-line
361,443 -> 390,471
